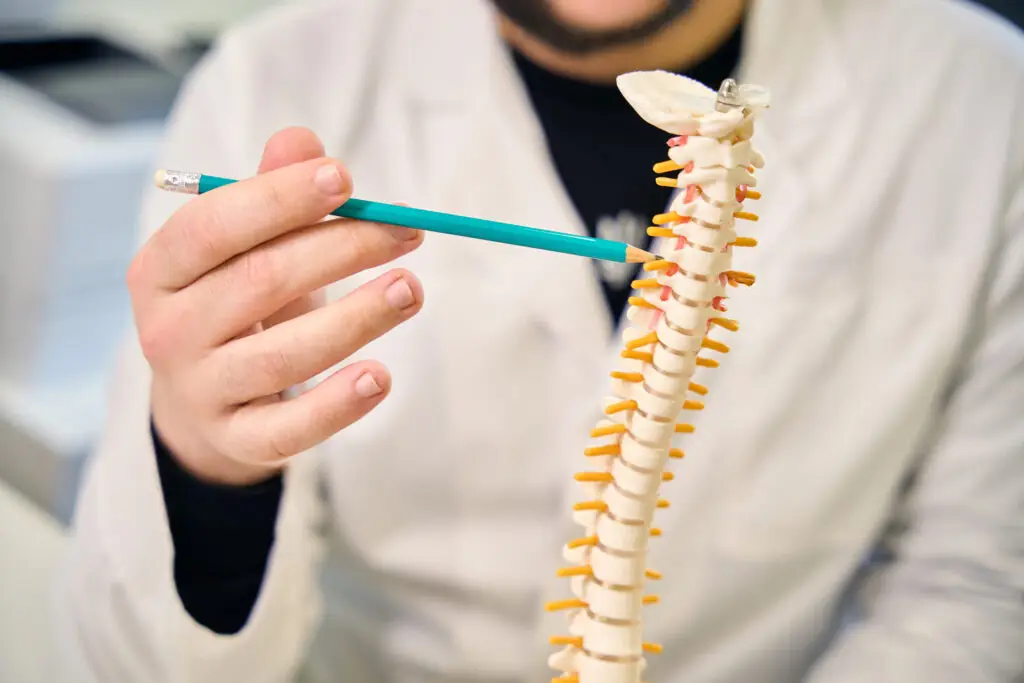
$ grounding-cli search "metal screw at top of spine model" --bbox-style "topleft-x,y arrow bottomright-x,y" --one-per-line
545,73 -> 770,683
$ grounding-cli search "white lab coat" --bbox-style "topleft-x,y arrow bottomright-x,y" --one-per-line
55,0 -> 1024,681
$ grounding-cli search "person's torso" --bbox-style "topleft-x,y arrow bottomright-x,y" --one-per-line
203,0 -> 1024,681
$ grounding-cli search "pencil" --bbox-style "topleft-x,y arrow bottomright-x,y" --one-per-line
154,170 -> 658,265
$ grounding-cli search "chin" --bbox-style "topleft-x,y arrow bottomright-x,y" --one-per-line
546,0 -> 670,31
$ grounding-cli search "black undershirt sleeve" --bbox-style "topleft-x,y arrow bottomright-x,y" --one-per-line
155,21 -> 742,636
154,422 -> 282,634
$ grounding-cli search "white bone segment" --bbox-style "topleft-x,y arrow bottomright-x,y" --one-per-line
548,72 -> 768,683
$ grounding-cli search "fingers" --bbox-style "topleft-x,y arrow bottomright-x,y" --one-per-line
224,360 -> 392,463
257,127 -> 328,328
138,157 -> 354,292
211,269 -> 423,404
179,216 -> 424,345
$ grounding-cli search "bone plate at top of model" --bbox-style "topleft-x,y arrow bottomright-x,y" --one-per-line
615,70 -> 748,137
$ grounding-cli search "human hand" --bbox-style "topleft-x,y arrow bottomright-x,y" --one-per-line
128,128 -> 424,485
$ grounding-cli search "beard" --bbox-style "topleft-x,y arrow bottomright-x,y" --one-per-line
493,0 -> 696,54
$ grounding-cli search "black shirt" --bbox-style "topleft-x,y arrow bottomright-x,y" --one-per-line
512,23 -> 742,320
157,24 -> 743,635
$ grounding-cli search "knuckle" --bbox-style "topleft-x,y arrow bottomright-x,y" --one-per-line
350,294 -> 385,332
178,209 -> 223,272
137,315 -> 177,365
224,415 -> 285,463
125,251 -> 148,293
264,430 -> 294,461
179,374 -> 217,414
237,248 -> 283,295
261,178 -> 291,218
253,345 -> 295,386
340,221 -> 379,256
212,353 -> 250,404
350,222 -> 401,259
136,326 -> 163,364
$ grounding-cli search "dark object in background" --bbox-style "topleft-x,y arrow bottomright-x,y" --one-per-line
0,32 -> 183,125
972,0 -> 1024,27
163,34 -> 215,75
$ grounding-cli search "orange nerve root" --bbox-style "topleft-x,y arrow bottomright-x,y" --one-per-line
566,535 -> 598,548
605,399 -> 638,414
589,424 -> 626,438
627,332 -> 659,348
583,444 -> 621,457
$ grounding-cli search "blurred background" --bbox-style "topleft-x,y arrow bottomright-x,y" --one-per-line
0,2 -> 279,680
0,1 -> 1020,681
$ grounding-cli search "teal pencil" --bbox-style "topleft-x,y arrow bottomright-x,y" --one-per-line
154,170 -> 658,265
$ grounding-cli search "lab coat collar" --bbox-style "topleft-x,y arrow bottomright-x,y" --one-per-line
395,0 -> 854,134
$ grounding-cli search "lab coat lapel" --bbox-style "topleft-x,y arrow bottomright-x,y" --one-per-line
742,0 -> 854,143
395,0 -> 612,374
736,0 -> 861,273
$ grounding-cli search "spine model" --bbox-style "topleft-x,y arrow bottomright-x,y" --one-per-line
546,73 -> 770,683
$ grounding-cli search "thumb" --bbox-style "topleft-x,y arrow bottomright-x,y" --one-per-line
258,126 -> 326,174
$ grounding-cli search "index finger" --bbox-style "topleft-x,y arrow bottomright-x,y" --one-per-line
140,158 -> 352,291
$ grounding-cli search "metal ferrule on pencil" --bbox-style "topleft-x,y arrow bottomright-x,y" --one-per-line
155,170 -> 202,195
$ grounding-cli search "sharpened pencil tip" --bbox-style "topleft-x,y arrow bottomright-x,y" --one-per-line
626,245 -> 660,264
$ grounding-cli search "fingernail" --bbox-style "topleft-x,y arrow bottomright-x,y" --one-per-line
386,204 -> 420,240
384,278 -> 415,309
354,372 -> 383,398
391,225 -> 421,241
314,164 -> 344,195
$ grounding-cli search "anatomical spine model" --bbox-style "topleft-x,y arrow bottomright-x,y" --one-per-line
546,72 -> 770,683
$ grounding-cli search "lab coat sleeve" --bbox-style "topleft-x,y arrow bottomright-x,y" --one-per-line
805,181 -> 1024,682
53,36 -> 327,683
